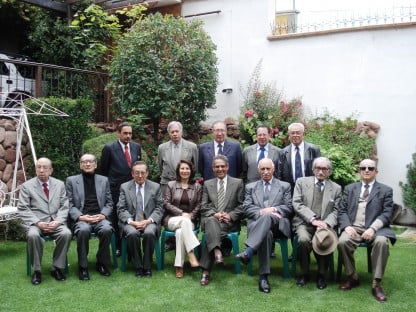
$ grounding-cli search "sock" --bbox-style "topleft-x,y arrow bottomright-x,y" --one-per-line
259,274 -> 267,281
245,247 -> 254,258
372,278 -> 381,287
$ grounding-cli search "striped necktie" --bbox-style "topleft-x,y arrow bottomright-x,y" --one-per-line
218,179 -> 225,212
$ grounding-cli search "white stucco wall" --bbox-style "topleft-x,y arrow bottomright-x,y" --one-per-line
183,0 -> 416,206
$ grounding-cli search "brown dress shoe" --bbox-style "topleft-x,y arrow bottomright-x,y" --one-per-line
339,278 -> 360,290
214,248 -> 224,264
200,272 -> 210,286
372,284 -> 387,301
175,267 -> 184,278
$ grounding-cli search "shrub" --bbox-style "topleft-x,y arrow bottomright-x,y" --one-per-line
27,97 -> 94,180
400,152 -> 416,214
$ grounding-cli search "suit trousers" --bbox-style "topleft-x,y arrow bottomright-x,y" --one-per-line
199,216 -> 239,271
27,224 -> 72,271
124,223 -> 158,270
167,216 -> 200,267
74,220 -> 113,268
246,213 -> 281,275
295,224 -> 330,275
338,227 -> 389,280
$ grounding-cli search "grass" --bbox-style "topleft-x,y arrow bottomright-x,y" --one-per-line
0,228 -> 415,312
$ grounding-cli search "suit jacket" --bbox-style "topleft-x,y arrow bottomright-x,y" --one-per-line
100,140 -> 141,191
278,141 -> 321,189
200,176 -> 244,230
18,177 -> 69,227
338,181 -> 396,244
244,178 -> 293,238
198,140 -> 242,180
292,176 -> 341,229
117,179 -> 164,227
162,180 -> 202,227
158,139 -> 198,184
242,143 -> 280,183
66,174 -> 113,226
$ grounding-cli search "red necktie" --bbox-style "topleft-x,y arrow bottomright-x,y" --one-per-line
42,182 -> 49,199
124,144 -> 131,167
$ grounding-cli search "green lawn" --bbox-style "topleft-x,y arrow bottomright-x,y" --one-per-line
0,228 -> 415,312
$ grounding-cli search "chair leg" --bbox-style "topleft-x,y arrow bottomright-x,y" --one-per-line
26,242 -> 31,276
336,252 -> 343,282
328,253 -> 335,281
160,231 -> 167,270
111,232 -> 118,269
228,232 -> 241,274
367,246 -> 372,273
121,236 -> 127,272
154,239 -> 162,271
291,235 -> 298,278
278,239 -> 290,278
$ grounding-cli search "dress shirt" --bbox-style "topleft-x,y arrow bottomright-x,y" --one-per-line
314,177 -> 325,191
257,144 -> 269,160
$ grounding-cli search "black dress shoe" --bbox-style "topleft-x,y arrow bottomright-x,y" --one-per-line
31,271 -> 42,285
96,263 -> 110,276
296,274 -> 310,287
143,269 -> 152,278
115,249 -> 121,257
316,274 -> 327,290
79,267 -> 90,281
372,284 -> 387,302
236,251 -> 251,265
259,278 -> 271,293
135,268 -> 143,277
51,267 -> 66,281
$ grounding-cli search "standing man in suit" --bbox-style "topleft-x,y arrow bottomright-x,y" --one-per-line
158,121 -> 198,194
292,157 -> 342,289
18,157 -> 72,285
117,161 -> 164,277
338,159 -> 396,302
242,125 -> 280,184
199,121 -> 242,181
236,158 -> 293,293
199,155 -> 244,286
278,122 -> 321,194
66,153 -> 114,281
101,122 -> 141,255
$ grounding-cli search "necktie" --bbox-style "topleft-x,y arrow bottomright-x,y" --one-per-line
218,144 -> 223,155
362,184 -> 369,200
316,181 -> 323,192
258,147 -> 265,163
136,186 -> 144,221
217,179 -> 225,212
42,182 -> 49,199
124,144 -> 131,167
263,182 -> 270,202
294,146 -> 302,181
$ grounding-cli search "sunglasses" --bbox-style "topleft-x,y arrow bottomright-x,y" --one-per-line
359,166 -> 376,171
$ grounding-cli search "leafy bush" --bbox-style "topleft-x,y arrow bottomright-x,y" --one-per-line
27,97 -> 94,180
400,152 -> 416,214
82,132 -> 117,173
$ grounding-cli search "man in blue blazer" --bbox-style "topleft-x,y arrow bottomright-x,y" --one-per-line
338,159 -> 396,302
101,122 -> 141,254
199,121 -> 242,181
67,154 -> 114,280
117,161 -> 164,277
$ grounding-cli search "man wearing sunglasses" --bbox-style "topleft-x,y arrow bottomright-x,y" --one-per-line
338,159 -> 396,302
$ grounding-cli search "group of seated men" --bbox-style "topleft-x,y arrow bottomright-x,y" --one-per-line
17,120 -> 395,302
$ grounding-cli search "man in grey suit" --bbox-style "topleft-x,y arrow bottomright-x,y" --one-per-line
101,122 -> 141,255
278,122 -> 321,194
292,157 -> 342,289
158,121 -> 198,194
338,159 -> 396,302
66,154 -> 113,281
236,158 -> 293,293
242,125 -> 280,184
18,157 -> 72,285
199,155 -> 244,286
117,161 -> 164,277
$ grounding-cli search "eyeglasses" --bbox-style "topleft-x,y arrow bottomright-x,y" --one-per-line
213,129 -> 226,133
36,165 -> 51,170
359,166 -> 376,171
314,167 -> 329,172
80,160 -> 96,165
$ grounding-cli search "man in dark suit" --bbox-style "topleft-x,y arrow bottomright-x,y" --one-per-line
199,121 -> 242,181
242,125 -> 280,184
292,157 -> 342,289
338,159 -> 396,302
18,157 -> 72,285
199,155 -> 244,286
117,161 -> 164,277
278,122 -> 321,194
158,121 -> 198,194
66,154 -> 114,280
236,158 -> 293,293
101,122 -> 141,255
